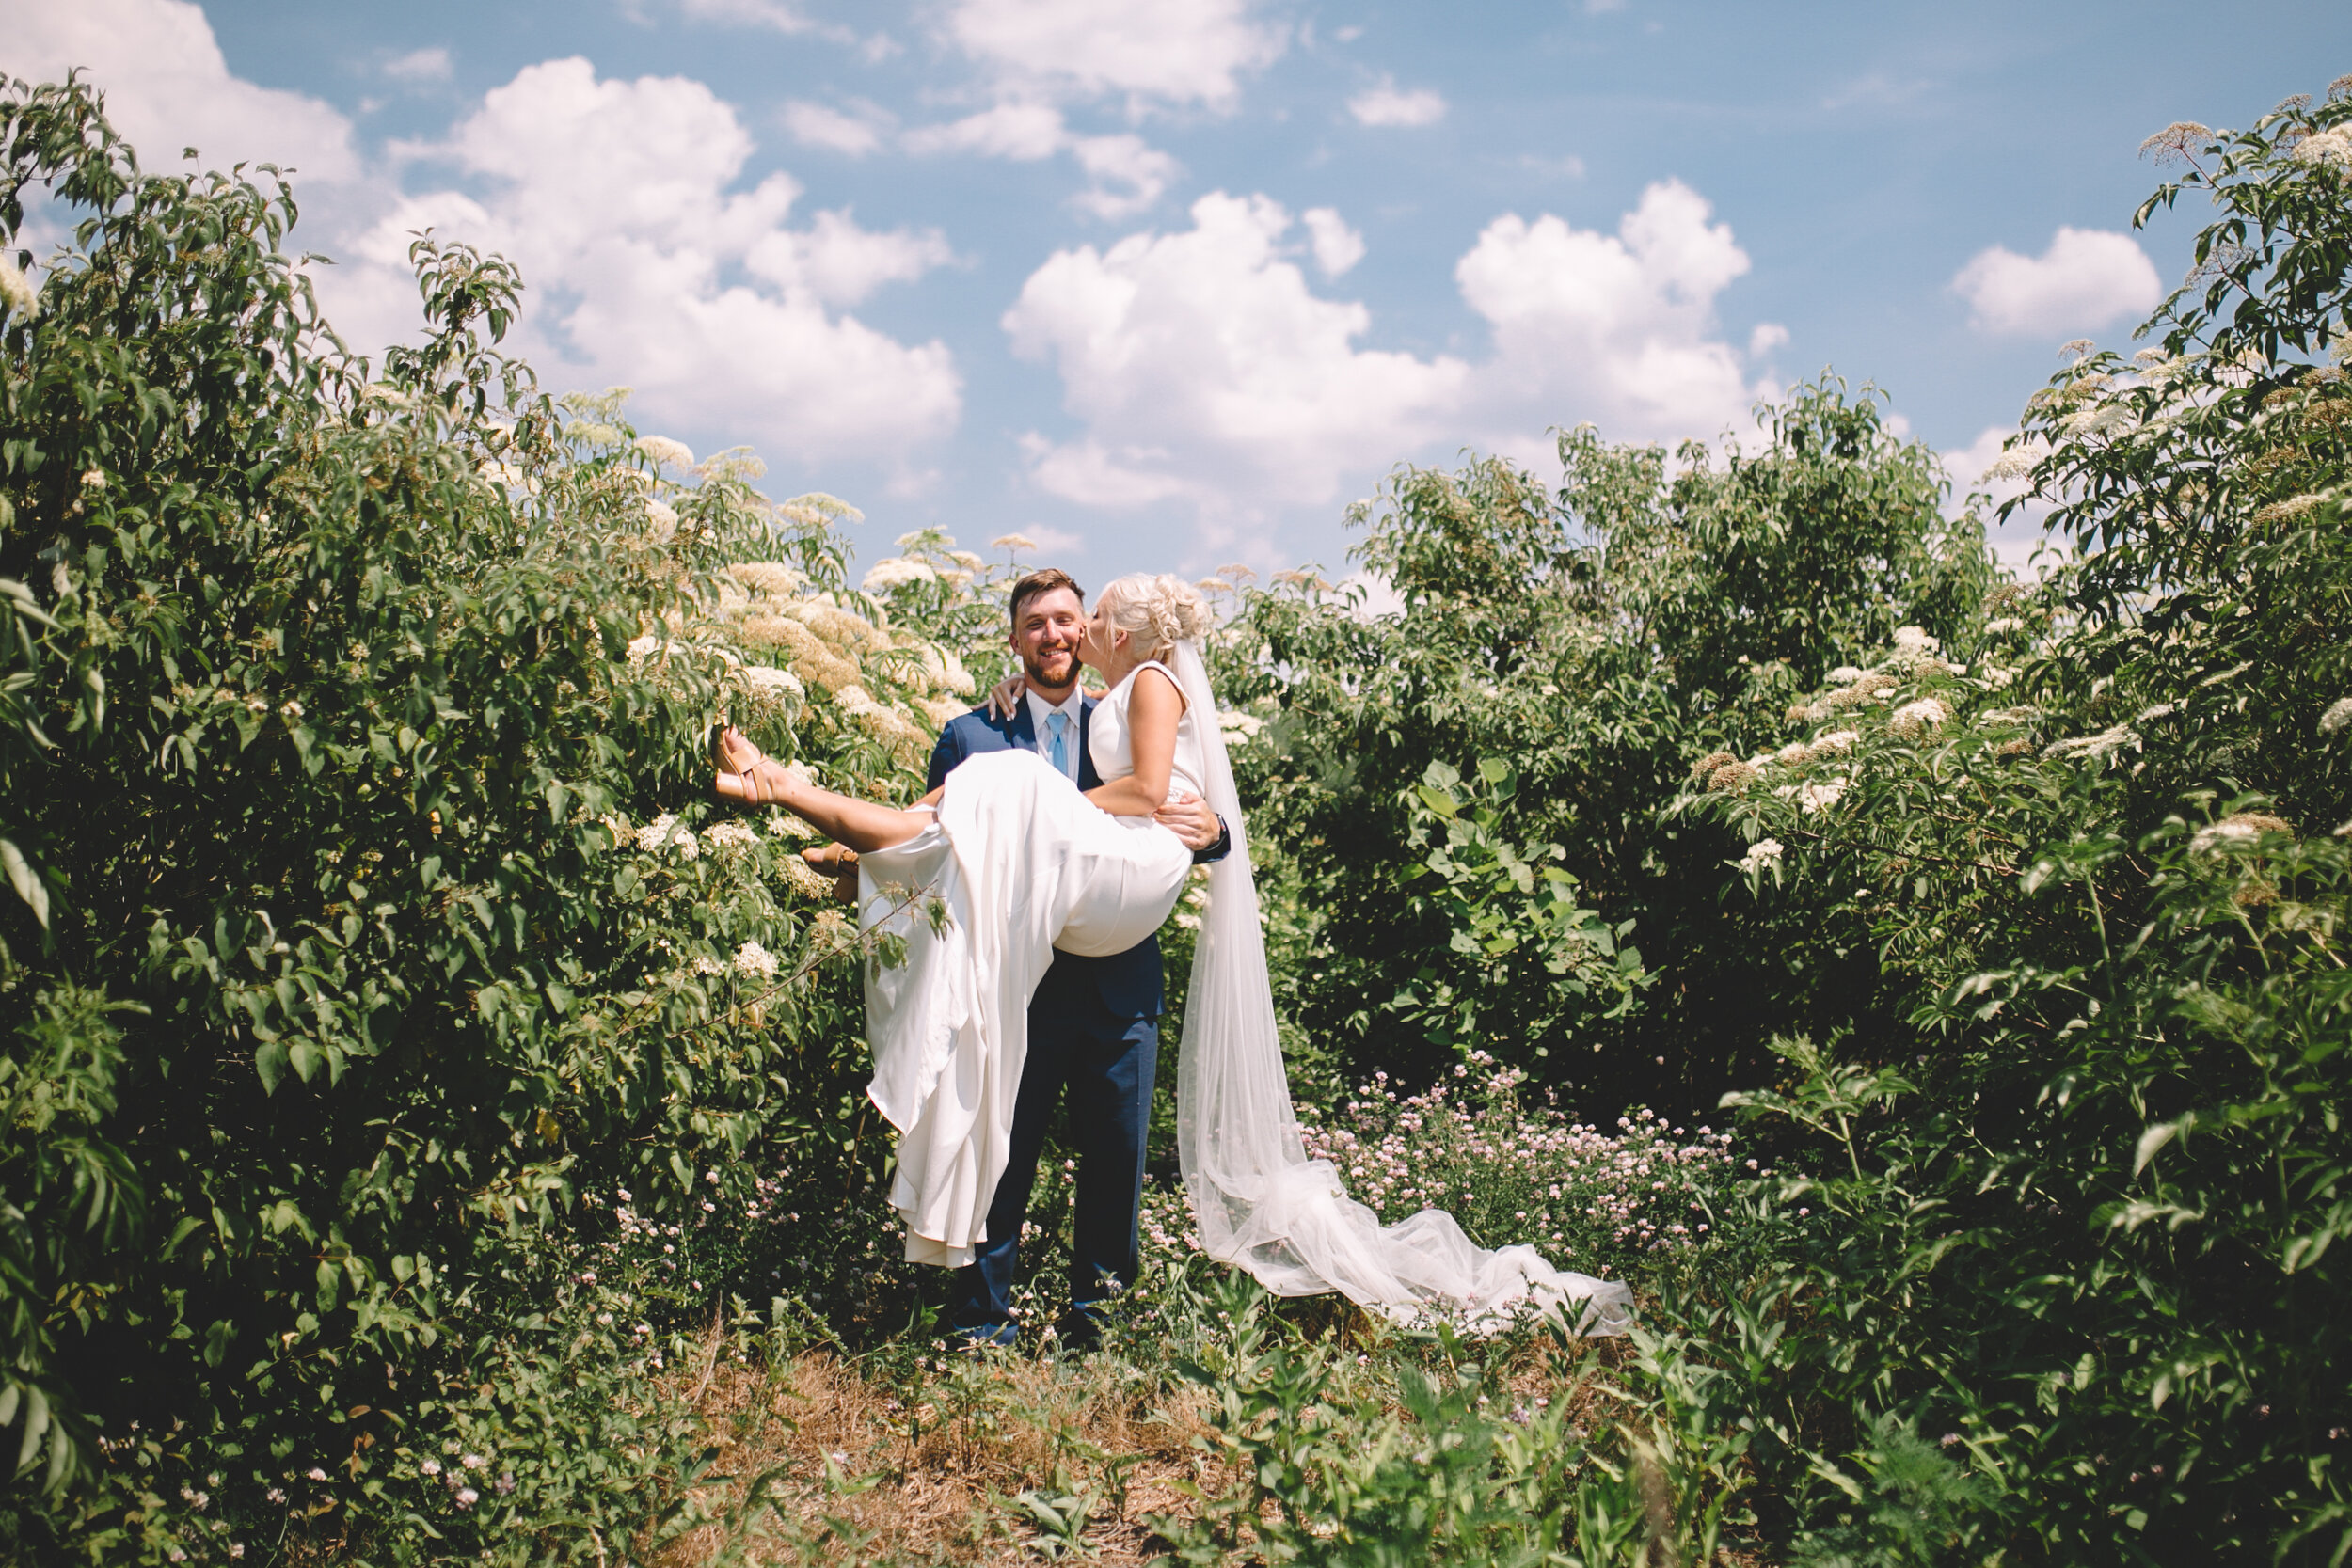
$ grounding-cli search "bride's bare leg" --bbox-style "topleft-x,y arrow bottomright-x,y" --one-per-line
713,728 -> 932,852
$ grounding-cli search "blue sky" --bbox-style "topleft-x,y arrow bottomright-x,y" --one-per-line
12,1 -> 2352,581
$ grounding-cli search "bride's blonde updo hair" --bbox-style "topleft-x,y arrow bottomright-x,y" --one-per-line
1098,572 -> 1212,659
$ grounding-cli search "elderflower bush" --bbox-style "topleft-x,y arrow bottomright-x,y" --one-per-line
1661,83 -> 2352,1566
0,78 -> 988,1561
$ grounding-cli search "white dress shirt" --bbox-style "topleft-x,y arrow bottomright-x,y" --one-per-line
1025,687 -> 1087,783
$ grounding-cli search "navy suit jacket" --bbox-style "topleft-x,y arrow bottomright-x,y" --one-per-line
927,700 -> 1165,1022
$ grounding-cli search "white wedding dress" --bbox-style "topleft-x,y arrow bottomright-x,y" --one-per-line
856,649 -> 1634,1335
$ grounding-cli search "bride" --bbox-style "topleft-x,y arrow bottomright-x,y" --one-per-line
714,573 -> 1632,1335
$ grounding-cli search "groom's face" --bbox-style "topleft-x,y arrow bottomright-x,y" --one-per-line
1011,585 -> 1086,694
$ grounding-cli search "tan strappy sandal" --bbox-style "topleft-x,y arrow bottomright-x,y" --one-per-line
712,725 -> 787,806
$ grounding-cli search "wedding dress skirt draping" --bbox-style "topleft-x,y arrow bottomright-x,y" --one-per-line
857,749 -> 1191,1267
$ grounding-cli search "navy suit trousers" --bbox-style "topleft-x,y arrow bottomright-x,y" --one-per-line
946,958 -> 1157,1340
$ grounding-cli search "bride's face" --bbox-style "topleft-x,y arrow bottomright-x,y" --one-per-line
1080,594 -> 1125,674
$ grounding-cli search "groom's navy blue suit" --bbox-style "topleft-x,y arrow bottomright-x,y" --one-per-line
927,699 -> 1184,1344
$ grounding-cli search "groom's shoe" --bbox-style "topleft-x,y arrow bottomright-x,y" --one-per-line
1048,1304 -> 1108,1356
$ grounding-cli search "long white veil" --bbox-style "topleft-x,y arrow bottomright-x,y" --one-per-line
1168,641 -> 1635,1335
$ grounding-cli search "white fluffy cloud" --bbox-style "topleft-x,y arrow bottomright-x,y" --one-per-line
914,0 -> 1278,223
1005,181 -> 1772,533
781,99 -> 893,156
667,0 -> 841,37
3,0 -> 360,185
1002,192 -> 1469,522
1301,208 -> 1364,277
384,48 -> 453,86
6,5 -> 962,474
942,0 -> 1285,109
905,103 -> 1178,220
1455,179 -> 1768,457
1951,226 -> 2162,338
1347,78 -> 1447,128
336,59 -> 960,467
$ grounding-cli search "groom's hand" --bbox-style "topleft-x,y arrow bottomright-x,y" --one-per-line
1156,792 -> 1222,853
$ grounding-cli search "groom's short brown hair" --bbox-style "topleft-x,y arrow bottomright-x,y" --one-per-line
1009,567 -> 1084,627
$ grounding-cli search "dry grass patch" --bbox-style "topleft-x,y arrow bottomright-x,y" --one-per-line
657,1342 -> 1220,1564
650,1302 -> 1643,1565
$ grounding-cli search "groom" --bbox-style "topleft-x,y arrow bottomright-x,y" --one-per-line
926,567 -> 1229,1352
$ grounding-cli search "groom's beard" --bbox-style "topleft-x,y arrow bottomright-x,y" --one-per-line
1025,647 -> 1080,692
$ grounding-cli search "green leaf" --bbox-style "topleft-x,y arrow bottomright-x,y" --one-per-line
0,838 -> 48,927
254,1039 -> 288,1095
2133,1117 -> 2185,1176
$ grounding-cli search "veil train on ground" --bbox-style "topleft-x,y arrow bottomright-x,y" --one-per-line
1164,640 -> 1633,1336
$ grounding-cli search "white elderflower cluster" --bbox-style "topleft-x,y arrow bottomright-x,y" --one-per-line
636,435 -> 696,469
833,684 -> 929,754
781,854 -> 840,903
704,820 -> 759,852
1811,729 -> 1859,755
862,557 -> 937,594
2295,125 -> 2352,172
733,941 -> 780,977
2189,812 -> 2292,855
637,814 -> 700,858
1737,838 -> 1785,874
992,532 -> 1040,555
1980,442 -> 2048,481
1790,779 -> 1847,814
728,562 -> 806,597
1984,617 -> 2024,635
1889,697 -> 1952,738
2043,724 -> 2139,762
1889,626 -> 1943,673
2321,697 -> 2352,734
2253,493 -> 2330,525
741,664 -> 804,698
1221,710 -> 1265,739
645,499 -> 679,536
0,256 -> 39,319
2062,403 -> 2137,438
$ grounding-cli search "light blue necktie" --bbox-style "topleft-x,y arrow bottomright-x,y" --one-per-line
1046,709 -> 1071,778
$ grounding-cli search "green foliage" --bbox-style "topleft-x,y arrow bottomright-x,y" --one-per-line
1394,759 -> 1647,1056
0,75 -> 926,1560
1787,1416 -> 1992,1568
1672,82 -> 2352,1565
1218,376 -> 1995,1106
1150,1268 -> 1774,1566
